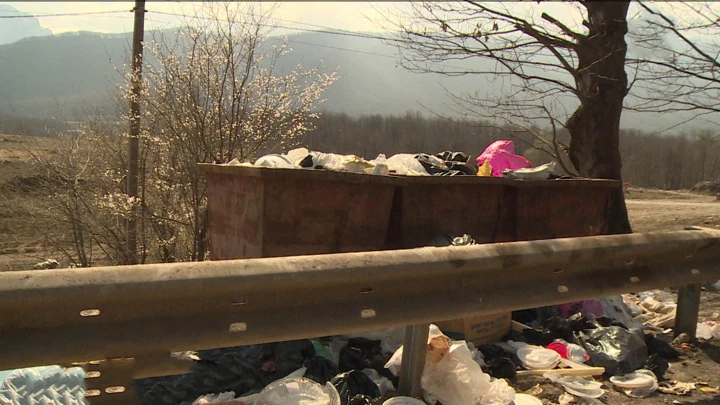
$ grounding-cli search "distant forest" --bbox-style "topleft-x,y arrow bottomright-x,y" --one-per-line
2,111 -> 718,191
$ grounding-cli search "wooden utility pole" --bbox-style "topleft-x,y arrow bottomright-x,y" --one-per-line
127,0 -> 145,265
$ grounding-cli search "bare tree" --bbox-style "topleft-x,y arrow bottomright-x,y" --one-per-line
379,1 -> 633,233
626,2 -> 720,127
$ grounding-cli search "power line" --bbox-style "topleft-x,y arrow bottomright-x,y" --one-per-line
264,36 -> 399,60
0,10 -> 130,19
1,5 -> 471,73
149,9 -> 473,73
148,10 -> 394,43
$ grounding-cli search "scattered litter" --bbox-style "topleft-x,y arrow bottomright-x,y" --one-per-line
513,342 -> 562,370
558,392 -> 575,405
513,393 -> 543,405
382,397 -> 425,405
330,370 -> 381,405
523,384 -> 543,397
32,258 -> 59,270
502,162 -> 556,180
254,376 -> 341,405
699,386 -> 720,394
192,391 -> 236,404
545,374 -> 605,399
696,321 -> 720,340
610,369 -> 658,398
658,381 -> 696,396
673,333 -> 691,345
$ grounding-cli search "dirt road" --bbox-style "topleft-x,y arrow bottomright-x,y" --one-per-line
627,193 -> 719,233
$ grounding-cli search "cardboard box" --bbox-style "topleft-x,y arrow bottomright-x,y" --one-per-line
434,312 -> 512,346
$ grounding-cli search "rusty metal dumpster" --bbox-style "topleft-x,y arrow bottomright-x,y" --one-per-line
202,164 -> 401,259
202,164 -> 621,259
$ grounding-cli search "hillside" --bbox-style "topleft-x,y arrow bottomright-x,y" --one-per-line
0,28 -> 707,131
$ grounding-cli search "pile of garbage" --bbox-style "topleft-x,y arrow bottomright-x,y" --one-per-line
128,233 -> 720,405
226,140 -> 560,180
137,303 -> 690,405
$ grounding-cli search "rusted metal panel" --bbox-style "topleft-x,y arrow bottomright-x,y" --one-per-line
202,165 -> 400,259
510,179 -> 619,241
394,176 -> 619,245
396,179 -> 506,247
1,229 -> 719,372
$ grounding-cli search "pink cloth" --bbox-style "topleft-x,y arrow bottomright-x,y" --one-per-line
476,140 -> 532,177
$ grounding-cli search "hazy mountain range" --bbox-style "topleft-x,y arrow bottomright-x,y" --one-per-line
0,4 -> 52,45
0,5 -> 710,133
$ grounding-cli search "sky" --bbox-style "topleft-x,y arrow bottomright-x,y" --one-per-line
1,2 -> 704,37
1,2 -> 394,35
0,1 -> 598,36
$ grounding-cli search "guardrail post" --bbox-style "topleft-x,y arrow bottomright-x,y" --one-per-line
675,283 -> 702,339
398,323 -> 430,397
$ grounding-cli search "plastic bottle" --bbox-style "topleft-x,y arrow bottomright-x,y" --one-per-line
546,339 -> 590,363
566,343 -> 590,363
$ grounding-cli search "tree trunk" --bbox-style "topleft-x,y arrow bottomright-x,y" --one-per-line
566,1 -> 632,235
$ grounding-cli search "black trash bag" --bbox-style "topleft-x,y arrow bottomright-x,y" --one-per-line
645,353 -> 670,380
416,153 -> 475,176
445,160 -> 477,175
436,151 -> 469,162
331,370 -> 381,405
576,323 -> 648,376
645,334 -> 680,359
339,338 -> 382,371
540,313 -> 598,345
338,337 -> 397,387
136,340 -> 318,405
299,154 -> 314,168
476,343 -> 520,378
484,356 -> 517,379
304,356 -> 340,384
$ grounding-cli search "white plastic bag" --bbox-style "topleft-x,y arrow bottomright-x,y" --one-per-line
370,154 -> 389,175
385,324 -> 445,376
385,154 -> 429,176
697,322 -> 714,340
421,343 -> 515,405
286,148 -> 310,165
254,154 -> 294,168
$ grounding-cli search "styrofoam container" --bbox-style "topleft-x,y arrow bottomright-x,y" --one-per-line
383,396 -> 426,405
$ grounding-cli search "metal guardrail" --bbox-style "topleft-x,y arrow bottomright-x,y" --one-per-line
1,228 -> 720,403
